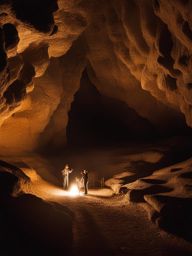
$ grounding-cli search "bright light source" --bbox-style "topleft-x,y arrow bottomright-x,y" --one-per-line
50,184 -> 83,197
68,184 -> 80,197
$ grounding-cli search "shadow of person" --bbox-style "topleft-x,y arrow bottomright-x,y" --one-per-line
0,172 -> 73,256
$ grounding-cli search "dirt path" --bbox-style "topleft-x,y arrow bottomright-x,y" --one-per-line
55,194 -> 192,256
20,167 -> 192,256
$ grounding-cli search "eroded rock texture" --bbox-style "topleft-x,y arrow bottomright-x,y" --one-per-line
0,0 -> 192,153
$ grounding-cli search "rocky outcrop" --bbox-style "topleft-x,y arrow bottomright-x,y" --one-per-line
0,159 -> 30,183
106,144 -> 192,241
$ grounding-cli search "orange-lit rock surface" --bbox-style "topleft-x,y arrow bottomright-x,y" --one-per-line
0,0 -> 192,153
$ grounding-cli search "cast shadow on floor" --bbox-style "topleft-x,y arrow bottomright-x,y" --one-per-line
0,172 -> 73,256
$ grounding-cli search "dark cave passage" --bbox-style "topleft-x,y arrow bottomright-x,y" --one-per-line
66,70 -> 192,149
66,70 -> 158,148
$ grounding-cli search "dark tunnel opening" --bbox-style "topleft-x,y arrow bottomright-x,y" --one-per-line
66,70 -> 192,149
66,70 -> 158,148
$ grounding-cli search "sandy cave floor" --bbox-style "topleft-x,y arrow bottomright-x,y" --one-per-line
57,194 -> 192,256
20,169 -> 192,256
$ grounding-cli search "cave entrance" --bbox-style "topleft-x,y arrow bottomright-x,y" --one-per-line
66,70 -> 155,148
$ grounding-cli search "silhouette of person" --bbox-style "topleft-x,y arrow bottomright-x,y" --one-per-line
81,170 -> 88,195
61,164 -> 73,190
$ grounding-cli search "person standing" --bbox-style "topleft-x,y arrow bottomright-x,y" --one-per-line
61,164 -> 73,190
81,170 -> 88,195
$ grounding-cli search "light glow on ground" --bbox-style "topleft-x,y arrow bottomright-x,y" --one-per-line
50,184 -> 83,197
68,184 -> 81,197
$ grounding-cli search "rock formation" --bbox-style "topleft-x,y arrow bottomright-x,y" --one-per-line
0,0 -> 192,154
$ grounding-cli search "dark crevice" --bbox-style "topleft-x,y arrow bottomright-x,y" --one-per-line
187,83 -> 192,89
170,168 -> 182,172
19,62 -> 35,85
165,75 -> 177,91
182,21 -> 192,41
0,12 -> 8,18
153,0 -> 160,12
4,80 -> 26,105
3,23 -> 19,50
0,28 -> 7,72
50,25 -> 58,36
157,56 -> 181,76
11,0 -> 58,33
179,55 -> 190,66
159,25 -> 173,57
157,25 -> 180,76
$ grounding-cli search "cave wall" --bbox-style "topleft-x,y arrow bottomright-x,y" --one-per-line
0,0 -> 88,154
0,0 -> 192,154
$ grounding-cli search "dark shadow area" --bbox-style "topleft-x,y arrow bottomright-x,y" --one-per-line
9,159 -> 60,187
74,207 -> 111,256
11,0 -> 58,33
66,69 -> 192,151
0,172 -> 73,256
3,23 -> 19,50
157,24 -> 180,77
0,159 -> 30,181
128,185 -> 173,202
3,79 -> 26,104
170,167 -> 182,172
123,160 -> 163,178
140,178 -> 166,184
180,171 -> 192,179
153,195 -> 192,242
67,69 -> 157,148
116,137 -> 192,189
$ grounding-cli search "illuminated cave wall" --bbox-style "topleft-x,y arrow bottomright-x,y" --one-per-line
0,0 -> 192,154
